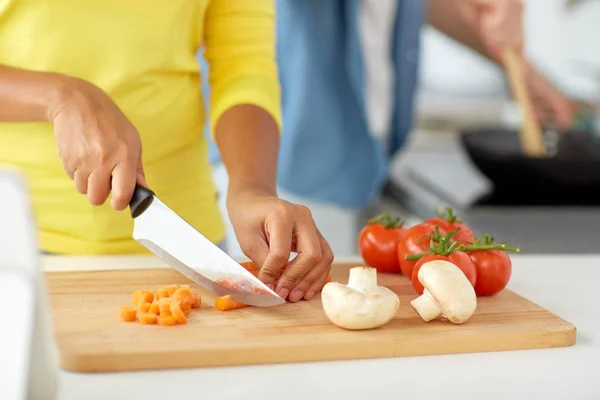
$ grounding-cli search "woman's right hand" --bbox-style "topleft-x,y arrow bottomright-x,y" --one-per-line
49,79 -> 146,210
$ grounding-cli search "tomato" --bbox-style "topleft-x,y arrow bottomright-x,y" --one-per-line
358,214 -> 408,274
410,253 -> 477,295
468,249 -> 512,296
396,223 -> 437,277
423,207 -> 476,245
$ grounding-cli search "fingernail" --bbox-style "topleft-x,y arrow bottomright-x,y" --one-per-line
277,288 -> 289,300
289,290 -> 304,303
304,290 -> 316,300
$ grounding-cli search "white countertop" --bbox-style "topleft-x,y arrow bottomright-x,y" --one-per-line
43,254 -> 600,400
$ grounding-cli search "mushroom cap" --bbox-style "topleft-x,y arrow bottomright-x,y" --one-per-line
417,260 -> 477,323
321,281 -> 400,330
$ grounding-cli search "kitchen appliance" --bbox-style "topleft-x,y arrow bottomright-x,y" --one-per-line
45,264 -> 575,372
0,169 -> 58,400
129,184 -> 284,307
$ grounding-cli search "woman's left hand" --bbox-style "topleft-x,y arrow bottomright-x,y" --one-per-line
227,190 -> 334,303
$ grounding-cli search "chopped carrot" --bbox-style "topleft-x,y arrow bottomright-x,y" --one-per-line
157,315 -> 177,326
170,302 -> 188,324
138,313 -> 157,325
215,295 -> 250,311
156,288 -> 168,300
191,292 -> 202,309
158,298 -> 174,317
137,301 -> 152,313
181,305 -> 192,315
165,285 -> 178,296
149,301 -> 160,315
132,289 -> 154,306
172,287 -> 195,309
119,306 -> 137,322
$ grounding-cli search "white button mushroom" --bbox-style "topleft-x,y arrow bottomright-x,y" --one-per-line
409,260 -> 477,324
321,266 -> 400,330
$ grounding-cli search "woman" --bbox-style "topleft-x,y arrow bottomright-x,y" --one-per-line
0,0 -> 333,303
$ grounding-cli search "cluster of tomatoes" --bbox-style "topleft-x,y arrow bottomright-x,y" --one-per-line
357,208 -> 519,297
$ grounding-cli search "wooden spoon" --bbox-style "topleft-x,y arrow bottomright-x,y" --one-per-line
502,47 -> 547,157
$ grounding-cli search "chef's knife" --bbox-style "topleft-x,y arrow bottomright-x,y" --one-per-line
128,184 -> 285,307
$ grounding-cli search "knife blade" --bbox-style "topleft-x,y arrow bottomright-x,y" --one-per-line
128,184 -> 285,307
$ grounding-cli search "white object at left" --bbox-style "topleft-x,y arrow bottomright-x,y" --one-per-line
0,168 -> 59,400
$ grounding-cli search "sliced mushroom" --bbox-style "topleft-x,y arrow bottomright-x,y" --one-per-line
409,260 -> 477,324
321,266 -> 400,330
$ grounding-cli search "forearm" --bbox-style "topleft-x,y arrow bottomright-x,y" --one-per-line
214,104 -> 279,199
426,0 -> 495,63
0,65 -> 71,122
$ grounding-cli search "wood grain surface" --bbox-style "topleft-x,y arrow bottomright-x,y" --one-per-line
45,263 -> 576,372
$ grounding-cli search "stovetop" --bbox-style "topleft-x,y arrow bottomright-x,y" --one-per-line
387,130 -> 600,254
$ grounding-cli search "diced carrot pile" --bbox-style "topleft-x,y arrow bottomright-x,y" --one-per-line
119,284 -> 202,326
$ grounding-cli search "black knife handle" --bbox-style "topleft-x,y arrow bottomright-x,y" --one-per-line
129,183 -> 155,218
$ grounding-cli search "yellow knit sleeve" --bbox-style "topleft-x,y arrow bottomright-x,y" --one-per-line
203,0 -> 282,139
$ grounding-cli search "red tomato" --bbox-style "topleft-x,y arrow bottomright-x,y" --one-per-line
468,250 -> 512,296
396,224 -> 437,277
358,215 -> 408,274
423,208 -> 476,245
410,253 -> 478,295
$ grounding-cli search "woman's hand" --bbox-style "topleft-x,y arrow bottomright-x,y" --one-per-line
461,0 -> 525,60
49,79 -> 146,210
227,189 -> 334,303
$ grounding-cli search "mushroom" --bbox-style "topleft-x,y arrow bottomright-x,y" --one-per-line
409,260 -> 477,324
321,266 -> 400,330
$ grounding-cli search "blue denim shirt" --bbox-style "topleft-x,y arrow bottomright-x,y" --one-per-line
201,0 -> 424,210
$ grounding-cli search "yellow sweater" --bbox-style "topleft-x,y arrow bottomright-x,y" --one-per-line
0,0 -> 281,254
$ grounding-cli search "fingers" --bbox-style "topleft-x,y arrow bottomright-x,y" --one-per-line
110,160 -> 138,210
275,207 -> 323,302
73,169 -> 90,195
257,216 -> 293,294
87,168 -> 112,206
289,230 -> 333,302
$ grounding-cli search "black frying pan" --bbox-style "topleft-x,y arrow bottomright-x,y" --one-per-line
459,126 -> 600,206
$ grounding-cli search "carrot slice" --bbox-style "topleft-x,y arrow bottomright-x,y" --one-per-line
172,287 -> 195,309
120,306 -> 137,322
137,301 -> 152,313
157,315 -> 177,326
181,305 -> 192,315
215,295 -> 250,311
156,288 -> 169,300
138,313 -> 157,325
170,302 -> 188,324
149,301 -> 160,315
165,285 -> 178,296
191,292 -> 202,309
158,298 -> 174,317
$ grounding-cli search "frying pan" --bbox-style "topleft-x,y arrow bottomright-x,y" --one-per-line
459,126 -> 600,206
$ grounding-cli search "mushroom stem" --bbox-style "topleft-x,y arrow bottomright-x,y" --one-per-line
347,266 -> 378,292
410,289 -> 442,322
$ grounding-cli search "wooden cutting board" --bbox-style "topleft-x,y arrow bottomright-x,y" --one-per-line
45,263 -> 576,373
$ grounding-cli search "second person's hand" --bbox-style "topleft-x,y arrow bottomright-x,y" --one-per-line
227,189 -> 334,303
48,78 -> 146,210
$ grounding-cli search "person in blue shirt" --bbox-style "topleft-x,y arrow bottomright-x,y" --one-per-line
205,0 -> 575,259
